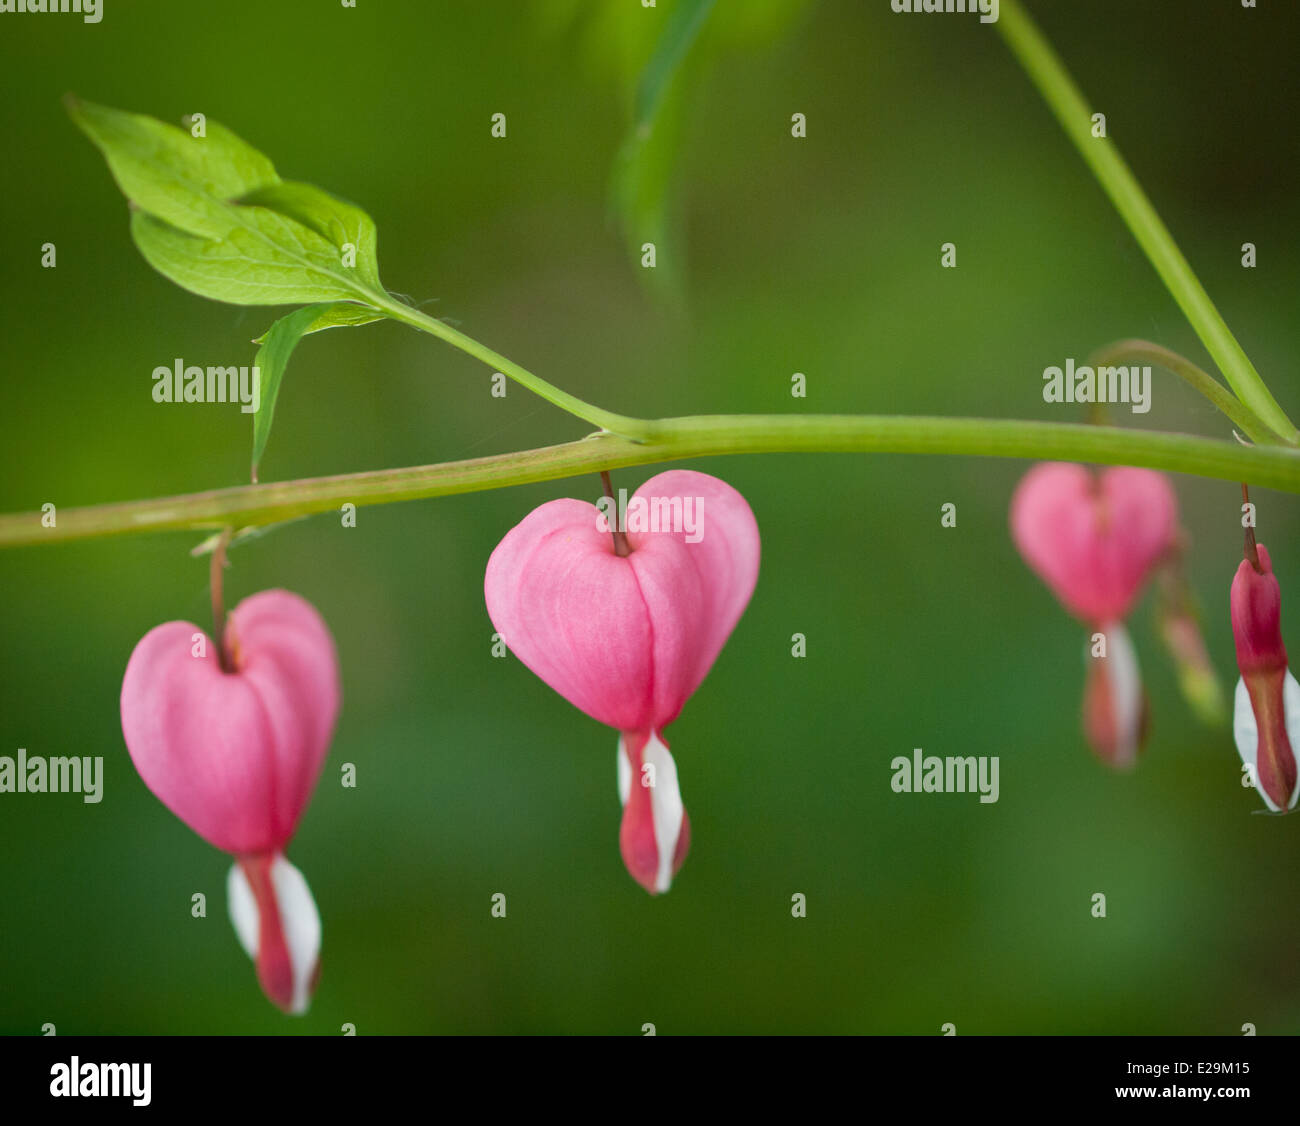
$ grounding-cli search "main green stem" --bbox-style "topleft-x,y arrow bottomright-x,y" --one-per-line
6,414 -> 1298,548
17,7 -> 1298,554
997,0 -> 1299,445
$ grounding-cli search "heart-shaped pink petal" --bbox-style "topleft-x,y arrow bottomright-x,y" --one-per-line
120,589 -> 340,855
484,470 -> 760,733
1010,462 -> 1176,625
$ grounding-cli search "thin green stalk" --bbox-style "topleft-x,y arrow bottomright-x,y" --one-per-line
1088,339 -> 1286,444
997,0 -> 1299,446
377,297 -> 653,440
5,414 -> 1298,548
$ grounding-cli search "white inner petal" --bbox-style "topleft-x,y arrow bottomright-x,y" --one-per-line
1286,670 -> 1300,809
642,732 -> 685,894
1101,620 -> 1142,769
617,735 -> 631,807
1235,670 -> 1300,812
227,862 -> 259,960
226,854 -> 322,1014
273,855 -> 322,1014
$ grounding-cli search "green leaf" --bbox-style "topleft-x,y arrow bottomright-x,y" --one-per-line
67,96 -> 278,240
238,182 -> 383,293
253,301 -> 384,344
129,204 -> 377,306
250,303 -> 372,481
69,97 -> 388,307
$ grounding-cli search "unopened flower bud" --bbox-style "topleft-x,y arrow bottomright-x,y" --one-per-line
617,730 -> 691,895
228,852 -> 322,1015
1231,544 -> 1300,812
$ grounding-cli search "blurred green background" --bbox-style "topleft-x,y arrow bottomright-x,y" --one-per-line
2,0 -> 1299,1034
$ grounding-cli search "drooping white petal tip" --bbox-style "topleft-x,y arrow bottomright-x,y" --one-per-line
1233,671 -> 1300,812
1084,621 -> 1144,770
617,731 -> 686,894
228,853 -> 321,1015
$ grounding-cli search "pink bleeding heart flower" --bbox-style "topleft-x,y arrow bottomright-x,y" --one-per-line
484,469 -> 760,894
1011,463 -> 1177,624
1010,462 -> 1177,768
1231,539 -> 1300,812
121,588 -> 340,1013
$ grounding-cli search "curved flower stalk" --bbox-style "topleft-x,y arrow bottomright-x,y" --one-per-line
1010,462 -> 1177,767
485,469 -> 760,894
1231,523 -> 1300,813
120,588 -> 340,1012
1152,538 -> 1226,728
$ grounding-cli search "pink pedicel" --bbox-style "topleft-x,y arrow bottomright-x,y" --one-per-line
121,589 -> 340,1012
1011,463 -> 1177,768
1231,543 -> 1300,812
485,469 -> 760,894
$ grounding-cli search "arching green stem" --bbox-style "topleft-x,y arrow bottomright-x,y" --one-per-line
997,0 -> 1299,445
5,414 -> 1298,548
1088,340 -> 1287,445
377,297 -> 653,441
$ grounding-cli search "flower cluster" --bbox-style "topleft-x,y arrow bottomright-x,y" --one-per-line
116,457 -> 1292,1012
118,470 -> 757,1009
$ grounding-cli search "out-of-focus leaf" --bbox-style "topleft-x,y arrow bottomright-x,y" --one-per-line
190,517 -> 308,558
609,0 -> 716,297
630,0 -> 716,133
